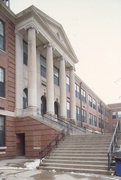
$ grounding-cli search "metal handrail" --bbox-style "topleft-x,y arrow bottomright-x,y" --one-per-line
39,129 -> 65,160
107,120 -> 120,170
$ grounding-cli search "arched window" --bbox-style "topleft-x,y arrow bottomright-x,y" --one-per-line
0,20 -> 5,51
23,88 -> 28,109
41,96 -> 46,116
0,67 -> 5,97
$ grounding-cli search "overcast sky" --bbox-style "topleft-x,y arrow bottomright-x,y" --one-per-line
10,0 -> 121,104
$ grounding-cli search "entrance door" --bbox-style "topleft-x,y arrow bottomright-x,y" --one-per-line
16,133 -> 25,156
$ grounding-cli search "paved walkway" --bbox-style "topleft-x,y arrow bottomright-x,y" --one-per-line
0,158 -> 121,180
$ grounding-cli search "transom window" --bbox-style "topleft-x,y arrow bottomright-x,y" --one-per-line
0,116 -> 5,147
0,67 -> 5,97
0,20 -> 5,51
54,67 -> 59,85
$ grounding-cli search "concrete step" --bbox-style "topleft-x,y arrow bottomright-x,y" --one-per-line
43,159 -> 107,165
40,166 -> 110,175
49,153 -> 107,157
53,150 -> 108,154
43,162 -> 108,170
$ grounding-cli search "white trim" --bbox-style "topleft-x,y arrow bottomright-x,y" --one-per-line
0,152 -> 6,154
0,110 -> 15,117
0,147 -> 7,150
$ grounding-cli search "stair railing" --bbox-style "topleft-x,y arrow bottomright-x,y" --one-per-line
39,129 -> 65,160
107,120 -> 120,170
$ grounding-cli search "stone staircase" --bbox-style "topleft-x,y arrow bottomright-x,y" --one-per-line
40,134 -> 112,175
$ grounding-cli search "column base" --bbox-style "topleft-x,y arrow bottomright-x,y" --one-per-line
16,106 -> 41,117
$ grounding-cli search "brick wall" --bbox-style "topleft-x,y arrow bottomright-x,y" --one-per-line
15,117 -> 58,158
0,12 -> 15,111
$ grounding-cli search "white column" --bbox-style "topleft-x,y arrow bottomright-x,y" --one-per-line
15,32 -> 23,115
46,43 -> 54,115
69,66 -> 76,121
28,28 -> 37,108
59,57 -> 67,118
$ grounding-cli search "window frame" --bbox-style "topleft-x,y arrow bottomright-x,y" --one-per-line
75,83 -> 80,99
66,76 -> 70,92
0,19 -> 5,51
88,95 -> 92,107
40,55 -> 46,78
54,66 -> 59,86
0,115 -> 5,147
76,106 -> 81,121
81,109 -> 87,122
0,67 -> 5,97
81,88 -> 86,102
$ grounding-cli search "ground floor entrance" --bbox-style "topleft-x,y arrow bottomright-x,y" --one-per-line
16,133 -> 25,156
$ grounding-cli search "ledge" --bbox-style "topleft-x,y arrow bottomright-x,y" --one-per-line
0,146 -> 7,150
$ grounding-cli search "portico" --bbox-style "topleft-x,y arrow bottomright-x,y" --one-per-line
15,6 -> 78,121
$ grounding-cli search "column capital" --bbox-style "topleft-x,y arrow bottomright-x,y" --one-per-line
44,42 -> 54,49
57,56 -> 65,61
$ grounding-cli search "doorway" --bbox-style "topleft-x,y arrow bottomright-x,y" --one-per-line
41,96 -> 47,116
16,133 -> 25,156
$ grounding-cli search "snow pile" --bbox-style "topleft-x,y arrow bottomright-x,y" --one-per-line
24,159 -> 40,169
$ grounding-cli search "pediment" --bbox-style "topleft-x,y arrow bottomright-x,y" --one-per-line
33,6 -> 78,62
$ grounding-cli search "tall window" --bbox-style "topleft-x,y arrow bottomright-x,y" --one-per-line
81,109 -> 87,122
0,67 -> 5,97
0,20 -> 5,51
99,118 -> 104,129
94,116 -> 97,126
40,55 -> 46,78
0,116 -> 5,147
88,95 -> 92,107
67,101 -> 70,118
54,67 -> 59,85
89,113 -> 93,125
75,83 -> 80,99
23,88 -> 28,109
23,41 -> 28,65
112,112 -> 116,119
117,111 -> 121,118
66,76 -> 70,92
93,99 -> 97,110
81,88 -> 86,103
76,106 -> 80,121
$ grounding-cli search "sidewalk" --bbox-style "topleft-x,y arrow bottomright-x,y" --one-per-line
0,158 -> 121,180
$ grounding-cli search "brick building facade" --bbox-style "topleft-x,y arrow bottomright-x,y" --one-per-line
0,1 -> 120,159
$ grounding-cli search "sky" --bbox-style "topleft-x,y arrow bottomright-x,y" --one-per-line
10,0 -> 121,104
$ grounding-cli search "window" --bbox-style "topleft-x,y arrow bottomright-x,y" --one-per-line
89,113 -> 93,125
0,20 -> 5,51
75,84 -> 80,99
0,116 -> 5,147
23,88 -> 28,109
81,109 -> 87,122
88,95 -> 92,107
81,89 -> 86,102
67,101 -> 70,118
40,55 -> 46,78
117,111 -> 121,118
99,118 -> 104,129
93,99 -> 97,110
66,76 -> 70,92
0,67 -> 5,97
76,106 -> 81,121
23,41 -> 28,65
54,67 -> 59,85
112,112 -> 117,119
94,116 -> 97,126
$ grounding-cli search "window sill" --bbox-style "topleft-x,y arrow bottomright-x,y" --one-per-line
0,97 -> 6,100
0,49 -> 6,54
0,146 -> 7,150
